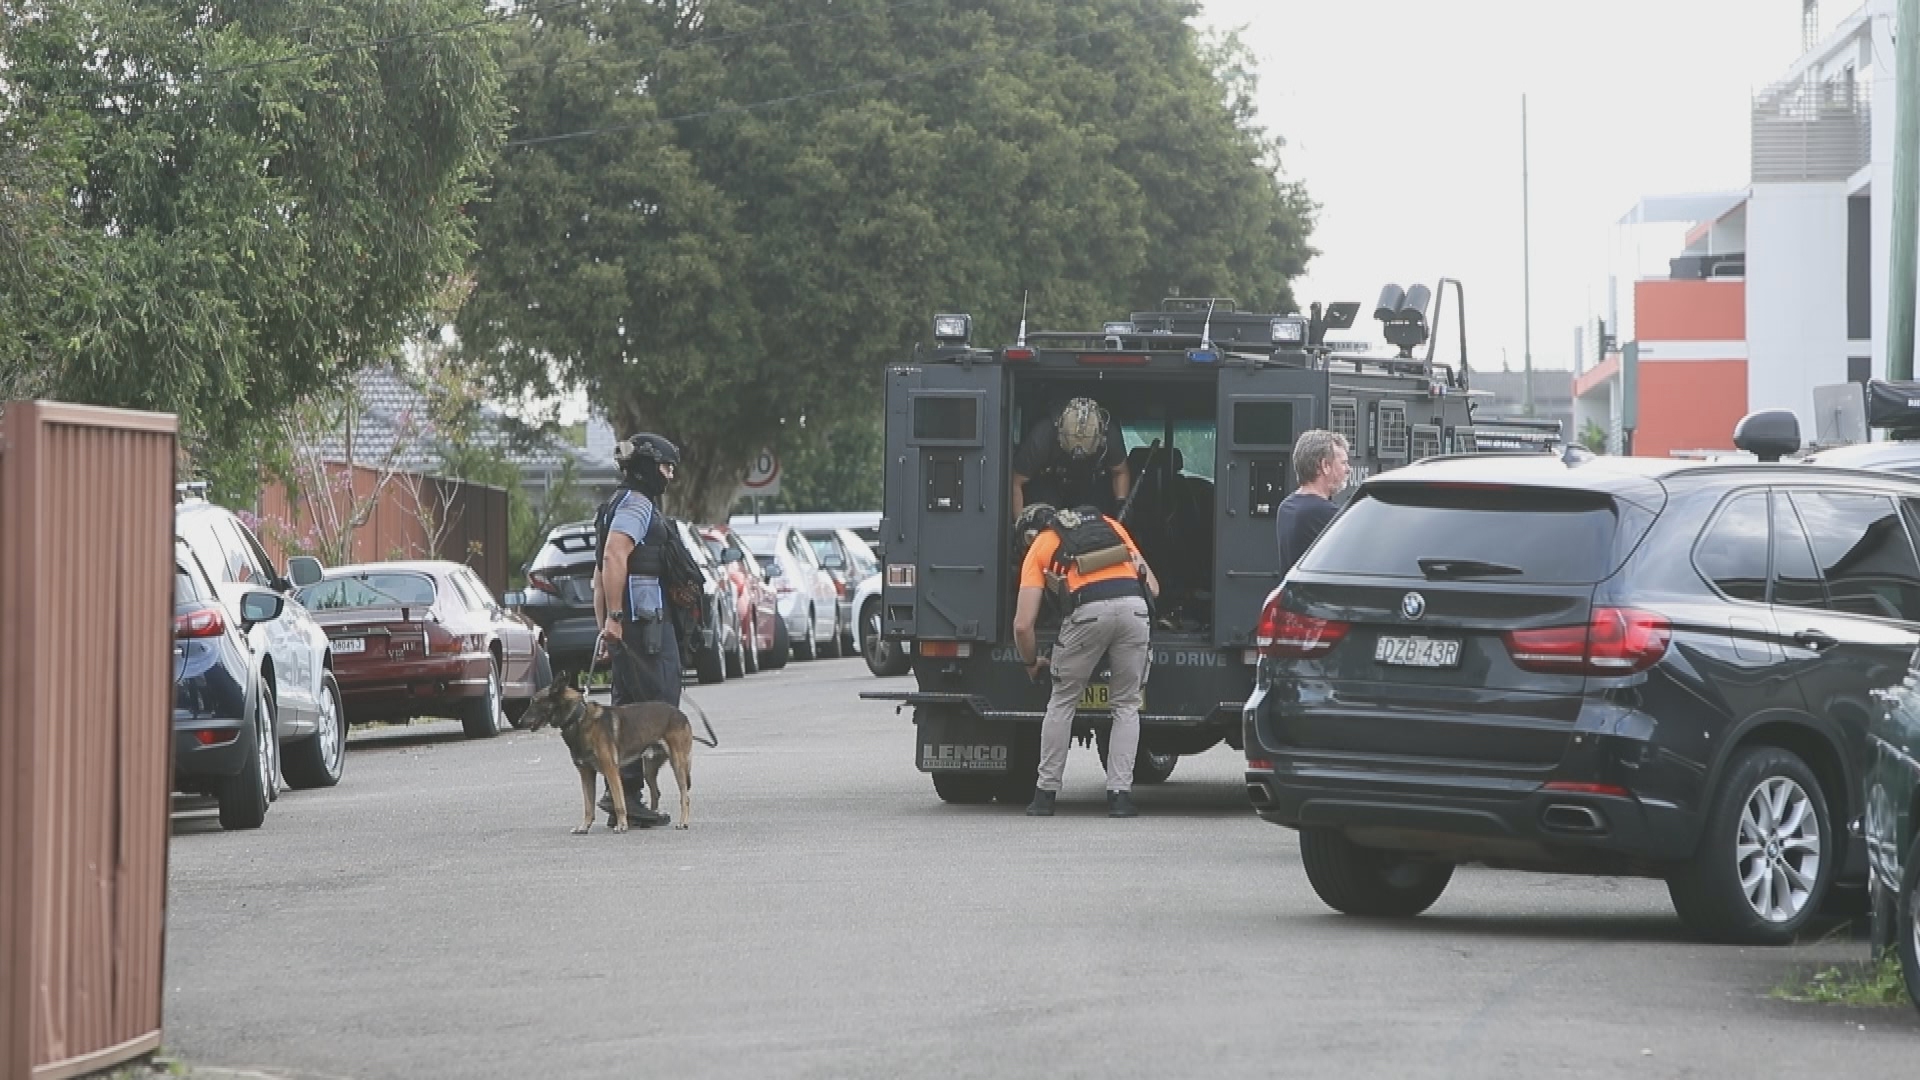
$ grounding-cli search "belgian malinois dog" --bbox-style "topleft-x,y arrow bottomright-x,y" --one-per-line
521,682 -> 716,834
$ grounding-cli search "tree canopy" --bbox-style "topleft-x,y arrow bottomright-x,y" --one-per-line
0,0 -> 507,489
460,0 -> 1315,522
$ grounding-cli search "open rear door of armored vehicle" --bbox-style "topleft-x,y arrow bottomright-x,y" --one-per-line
1212,360 -> 1330,649
880,358 -> 1007,645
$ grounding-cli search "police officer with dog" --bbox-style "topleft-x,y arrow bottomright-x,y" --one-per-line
592,433 -> 683,828
1010,502 -> 1160,818
1010,396 -> 1131,519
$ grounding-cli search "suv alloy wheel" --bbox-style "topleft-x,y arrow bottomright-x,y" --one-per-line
1668,746 -> 1833,944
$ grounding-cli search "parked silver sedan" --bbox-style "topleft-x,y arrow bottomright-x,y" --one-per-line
730,522 -> 841,661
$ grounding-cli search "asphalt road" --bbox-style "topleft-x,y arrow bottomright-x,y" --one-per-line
165,656 -> 1918,1079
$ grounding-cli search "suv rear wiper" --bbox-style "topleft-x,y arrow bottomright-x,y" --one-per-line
1417,557 -> 1524,580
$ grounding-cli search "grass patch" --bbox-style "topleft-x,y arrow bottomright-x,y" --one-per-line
1774,953 -> 1913,1008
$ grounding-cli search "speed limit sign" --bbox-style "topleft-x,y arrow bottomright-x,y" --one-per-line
737,448 -> 780,498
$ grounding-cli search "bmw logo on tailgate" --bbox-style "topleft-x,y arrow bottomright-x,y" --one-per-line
1400,592 -> 1426,620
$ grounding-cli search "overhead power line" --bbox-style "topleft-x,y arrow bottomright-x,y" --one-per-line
504,8 -> 1187,149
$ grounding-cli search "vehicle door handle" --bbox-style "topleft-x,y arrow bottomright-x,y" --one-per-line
1793,630 -> 1838,651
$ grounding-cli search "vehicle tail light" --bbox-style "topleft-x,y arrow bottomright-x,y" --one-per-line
528,570 -> 560,596
193,728 -> 239,746
1246,757 -> 1274,770
1504,607 -> 1670,676
1254,594 -> 1348,658
1076,353 -> 1150,366
424,622 -> 460,655
1002,347 -> 1035,362
174,607 -> 226,639
886,565 -> 916,588
918,641 -> 972,658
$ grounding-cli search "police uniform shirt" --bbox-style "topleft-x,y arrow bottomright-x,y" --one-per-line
1011,416 -> 1126,504
607,489 -> 665,616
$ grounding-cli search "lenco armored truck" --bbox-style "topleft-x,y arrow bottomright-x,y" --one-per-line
864,286 -> 1561,804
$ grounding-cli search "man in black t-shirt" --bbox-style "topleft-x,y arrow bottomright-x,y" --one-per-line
1011,397 -> 1130,519
1275,429 -> 1351,579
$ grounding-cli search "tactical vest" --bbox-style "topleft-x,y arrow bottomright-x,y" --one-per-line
1045,507 -> 1134,581
595,489 -> 670,581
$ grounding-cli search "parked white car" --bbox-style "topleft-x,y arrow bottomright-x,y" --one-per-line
729,522 -> 841,661
853,571 -> 910,676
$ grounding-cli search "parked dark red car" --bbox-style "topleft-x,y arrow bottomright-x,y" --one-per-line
294,561 -> 543,738
699,525 -> 785,672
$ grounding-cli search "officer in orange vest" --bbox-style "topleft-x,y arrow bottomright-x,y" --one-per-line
1011,503 -> 1160,818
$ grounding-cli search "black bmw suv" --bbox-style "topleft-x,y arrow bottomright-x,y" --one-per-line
1244,453 -> 1920,944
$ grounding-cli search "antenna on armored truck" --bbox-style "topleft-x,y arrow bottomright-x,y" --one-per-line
1017,291 -> 1029,348
1200,298 -> 1217,350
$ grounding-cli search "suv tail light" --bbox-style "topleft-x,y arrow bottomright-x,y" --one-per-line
1254,594 -> 1349,658
528,570 -> 560,596
174,606 -> 226,639
1504,607 -> 1670,676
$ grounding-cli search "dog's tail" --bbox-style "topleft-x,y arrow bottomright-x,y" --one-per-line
681,692 -> 718,748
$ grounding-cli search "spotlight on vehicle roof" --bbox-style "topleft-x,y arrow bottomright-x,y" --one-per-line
1270,316 -> 1307,345
1374,282 -> 1432,358
932,314 -> 972,344
1103,321 -> 1135,337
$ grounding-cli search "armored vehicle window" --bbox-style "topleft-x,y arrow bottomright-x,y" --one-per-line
1231,400 -> 1295,448
911,394 -> 981,444
1695,492 -> 1768,603
1790,491 -> 1920,622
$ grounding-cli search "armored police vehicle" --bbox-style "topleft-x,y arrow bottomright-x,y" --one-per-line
864,285 -> 1560,804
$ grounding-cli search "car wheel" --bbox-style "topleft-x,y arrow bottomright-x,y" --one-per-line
725,623 -> 746,679
794,610 -> 818,661
862,601 -> 911,677
743,627 -> 760,675
765,618 -> 791,670
1668,746 -> 1833,945
820,612 -> 844,659
283,673 -> 346,789
461,659 -> 506,739
1299,827 -> 1453,917
217,685 -> 271,831
1899,833 -> 1920,1011
933,773 -> 998,804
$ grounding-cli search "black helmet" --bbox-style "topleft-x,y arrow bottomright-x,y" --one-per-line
1011,502 -> 1058,559
614,433 -> 680,496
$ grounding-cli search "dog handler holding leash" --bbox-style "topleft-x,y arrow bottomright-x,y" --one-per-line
591,433 -> 683,828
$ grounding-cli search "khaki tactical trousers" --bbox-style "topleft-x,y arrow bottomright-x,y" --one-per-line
1037,595 -> 1152,792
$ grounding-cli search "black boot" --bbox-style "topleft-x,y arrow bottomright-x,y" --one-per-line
1026,789 -> 1056,817
1107,790 -> 1137,818
598,789 -> 671,828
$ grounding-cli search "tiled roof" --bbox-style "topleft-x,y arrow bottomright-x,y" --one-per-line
299,367 -> 616,479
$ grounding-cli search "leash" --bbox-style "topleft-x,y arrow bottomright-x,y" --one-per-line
594,625 -> 717,748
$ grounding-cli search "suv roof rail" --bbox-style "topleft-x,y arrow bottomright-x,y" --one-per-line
175,480 -> 209,503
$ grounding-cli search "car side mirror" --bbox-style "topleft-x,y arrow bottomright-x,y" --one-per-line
239,589 -> 285,629
721,548 -> 744,564
287,555 -> 324,588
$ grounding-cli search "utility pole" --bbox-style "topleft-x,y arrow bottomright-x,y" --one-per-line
1522,94 -> 1536,416
1890,0 -> 1919,381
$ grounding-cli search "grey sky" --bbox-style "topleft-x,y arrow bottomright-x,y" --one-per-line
1197,0 -> 1820,370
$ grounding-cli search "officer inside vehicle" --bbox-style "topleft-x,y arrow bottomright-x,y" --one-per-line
1011,502 -> 1160,819
592,432 -> 682,828
1011,397 -> 1131,520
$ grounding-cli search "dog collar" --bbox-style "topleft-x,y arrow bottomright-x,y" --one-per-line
558,699 -> 588,730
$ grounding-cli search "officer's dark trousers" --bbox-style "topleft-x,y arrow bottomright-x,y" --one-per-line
609,612 -> 681,801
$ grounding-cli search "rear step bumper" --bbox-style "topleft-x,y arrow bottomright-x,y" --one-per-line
1244,766 -> 1697,865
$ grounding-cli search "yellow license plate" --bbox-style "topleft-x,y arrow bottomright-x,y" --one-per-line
1079,683 -> 1110,709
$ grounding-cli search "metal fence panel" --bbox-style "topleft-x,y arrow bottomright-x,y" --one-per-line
1,402 -> 175,1080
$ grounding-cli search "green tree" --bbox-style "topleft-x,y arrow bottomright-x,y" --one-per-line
0,0 -> 506,485
459,0 -> 1314,523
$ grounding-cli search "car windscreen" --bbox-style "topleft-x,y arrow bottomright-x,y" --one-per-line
297,573 -> 439,611
1297,485 -> 1638,585
755,554 -> 781,578
737,531 -> 777,555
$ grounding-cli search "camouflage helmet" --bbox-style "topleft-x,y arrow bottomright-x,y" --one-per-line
1054,397 -> 1109,461
1011,502 -> 1058,558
